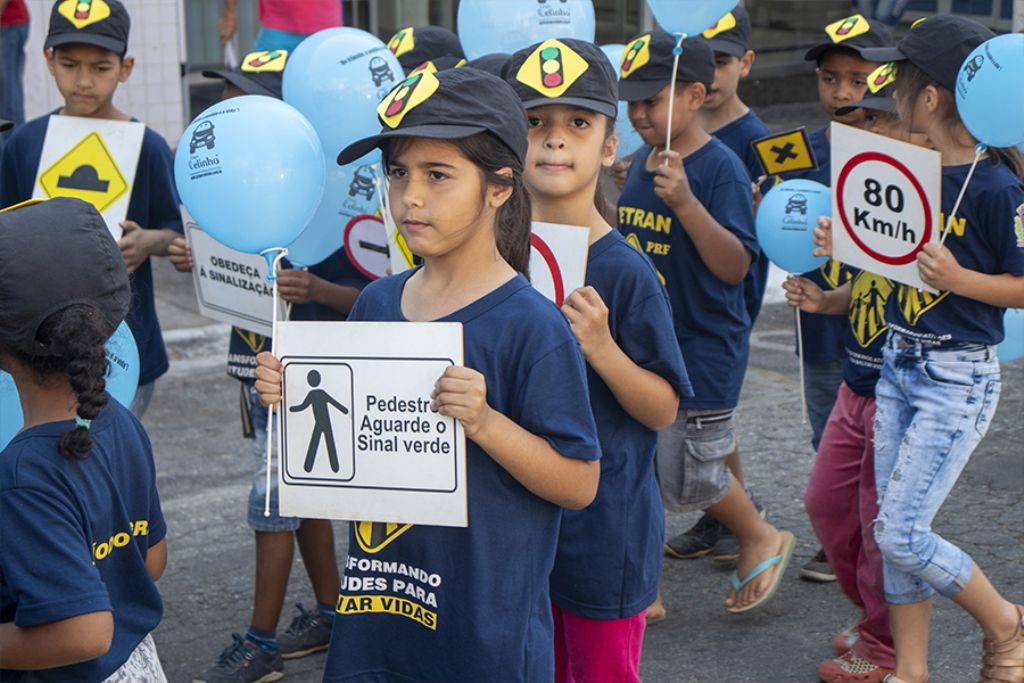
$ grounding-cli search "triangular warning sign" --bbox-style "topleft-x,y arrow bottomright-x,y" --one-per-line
38,131 -> 128,213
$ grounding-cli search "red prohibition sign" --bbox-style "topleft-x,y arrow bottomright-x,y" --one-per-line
530,233 -> 565,306
835,151 -> 933,266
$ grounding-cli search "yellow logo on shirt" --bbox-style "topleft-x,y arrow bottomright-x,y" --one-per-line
234,328 -> 267,355
516,39 -> 590,99
821,259 -> 849,289
849,271 -> 893,348
378,71 -> 441,128
57,0 -> 111,30
242,50 -> 288,73
620,34 -> 652,80
896,286 -> 949,326
702,12 -> 738,39
825,14 -> 871,44
387,26 -> 416,58
354,521 -> 413,554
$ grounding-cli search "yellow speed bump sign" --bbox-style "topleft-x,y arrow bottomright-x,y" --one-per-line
750,127 -> 818,177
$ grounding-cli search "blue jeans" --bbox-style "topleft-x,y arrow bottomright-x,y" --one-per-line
804,360 -> 844,452
244,381 -> 301,532
1,23 -> 28,127
872,335 -> 1000,604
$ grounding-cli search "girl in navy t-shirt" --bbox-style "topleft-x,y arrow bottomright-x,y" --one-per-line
0,198 -> 167,682
857,16 -> 1024,683
504,39 -> 690,683
255,68 -> 601,682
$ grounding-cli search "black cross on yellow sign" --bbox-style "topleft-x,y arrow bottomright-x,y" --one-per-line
750,127 -> 818,176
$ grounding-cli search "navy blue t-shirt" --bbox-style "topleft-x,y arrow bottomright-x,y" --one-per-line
785,126 -> 849,365
226,248 -> 372,381
550,230 -> 690,620
885,159 -> 1024,345
842,267 -> 893,398
324,270 -> 600,683
0,113 -> 183,385
617,139 -> 757,409
714,110 -> 772,326
0,401 -> 165,682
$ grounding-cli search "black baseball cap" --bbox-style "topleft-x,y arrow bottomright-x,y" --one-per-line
860,15 -> 995,93
618,31 -> 715,102
387,26 -> 465,74
506,39 -> 618,118
409,55 -> 467,76
698,4 -> 751,58
804,13 -> 893,63
0,120 -> 11,132
337,67 -> 528,167
203,49 -> 289,99
467,53 -> 511,78
0,198 -> 129,357
45,0 -> 130,55
835,90 -> 896,117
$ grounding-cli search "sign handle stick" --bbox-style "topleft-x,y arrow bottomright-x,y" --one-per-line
260,247 -> 289,518
795,305 -> 808,423
662,33 -> 687,161
939,144 -> 985,247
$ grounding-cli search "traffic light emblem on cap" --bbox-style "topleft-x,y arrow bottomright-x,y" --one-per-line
515,39 -> 589,98
242,50 -> 288,73
868,62 -> 895,93
825,14 -> 870,43
377,70 -> 441,128
387,27 -> 416,58
409,58 -> 466,77
57,0 -> 111,29
620,34 -> 652,79
702,12 -> 738,39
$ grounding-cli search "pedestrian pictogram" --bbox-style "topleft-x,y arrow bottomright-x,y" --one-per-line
38,132 -> 128,213
290,370 -> 350,473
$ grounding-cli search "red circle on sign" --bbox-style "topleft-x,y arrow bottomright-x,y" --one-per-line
835,151 -> 932,266
343,214 -> 389,280
530,233 -> 565,306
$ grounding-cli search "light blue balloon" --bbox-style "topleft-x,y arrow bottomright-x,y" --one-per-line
283,27 -> 402,158
1,322 -> 139,450
955,33 -> 1024,149
599,44 -> 645,160
647,0 -> 736,36
287,151 -> 382,267
998,308 -> 1024,363
175,96 -> 325,257
458,0 -> 596,61
756,179 -> 830,274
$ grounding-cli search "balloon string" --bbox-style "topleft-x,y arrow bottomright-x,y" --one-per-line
260,247 -> 288,518
938,144 -> 985,247
662,32 -> 687,161
795,305 -> 808,424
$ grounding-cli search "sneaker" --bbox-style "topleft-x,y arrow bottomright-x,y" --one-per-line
665,513 -> 721,559
192,633 -> 284,683
712,490 -> 767,563
278,603 -> 333,660
818,651 -> 894,682
833,625 -> 860,656
801,547 -> 838,582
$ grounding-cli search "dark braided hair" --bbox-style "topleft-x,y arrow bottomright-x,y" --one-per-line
7,304 -> 111,460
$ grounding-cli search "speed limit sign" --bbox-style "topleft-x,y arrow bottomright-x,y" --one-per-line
831,122 -> 942,291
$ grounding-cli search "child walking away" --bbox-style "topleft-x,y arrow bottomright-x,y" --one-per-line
505,39 -> 691,682
616,31 -> 794,617
0,0 -> 183,419
0,198 -> 168,682
856,15 -> 1024,683
256,67 -> 602,682
786,14 -> 893,584
166,51 -> 366,683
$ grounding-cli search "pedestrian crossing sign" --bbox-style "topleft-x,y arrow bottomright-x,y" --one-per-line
751,127 -> 818,177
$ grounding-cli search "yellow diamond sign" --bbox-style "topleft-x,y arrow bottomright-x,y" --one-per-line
38,131 -> 128,214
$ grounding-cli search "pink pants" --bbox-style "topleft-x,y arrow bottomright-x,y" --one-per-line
552,603 -> 647,683
805,382 -> 895,669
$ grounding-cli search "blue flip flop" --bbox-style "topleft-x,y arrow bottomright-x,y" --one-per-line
726,530 -> 795,614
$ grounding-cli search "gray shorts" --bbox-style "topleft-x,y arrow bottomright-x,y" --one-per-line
655,408 -> 737,512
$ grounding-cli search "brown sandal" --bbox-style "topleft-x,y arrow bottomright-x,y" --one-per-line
979,605 -> 1024,683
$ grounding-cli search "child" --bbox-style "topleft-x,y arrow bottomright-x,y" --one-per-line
0,197 -> 167,681
386,25 -> 465,75
671,3 -> 773,566
166,52 -> 368,683
0,0 -> 182,419
786,14 -> 893,583
616,30 -> 794,616
858,16 -> 1024,683
256,67 -> 602,682
506,38 -> 690,681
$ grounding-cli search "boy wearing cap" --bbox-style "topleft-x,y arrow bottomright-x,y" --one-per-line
617,31 -> 795,617
785,13 -> 893,585
0,0 -> 182,418
166,51 -> 369,683
386,25 -> 465,76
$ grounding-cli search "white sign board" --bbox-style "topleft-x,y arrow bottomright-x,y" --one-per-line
529,221 -> 590,306
185,206 -> 285,338
33,116 -> 145,241
276,321 -> 467,527
832,122 -> 941,292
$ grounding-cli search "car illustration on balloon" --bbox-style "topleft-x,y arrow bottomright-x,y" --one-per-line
348,165 -> 377,200
369,57 -> 395,87
785,193 -> 808,215
190,121 -> 216,153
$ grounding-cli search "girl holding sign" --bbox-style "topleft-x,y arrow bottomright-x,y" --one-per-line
504,39 -> 691,682
255,68 -> 601,683
853,16 -> 1024,683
